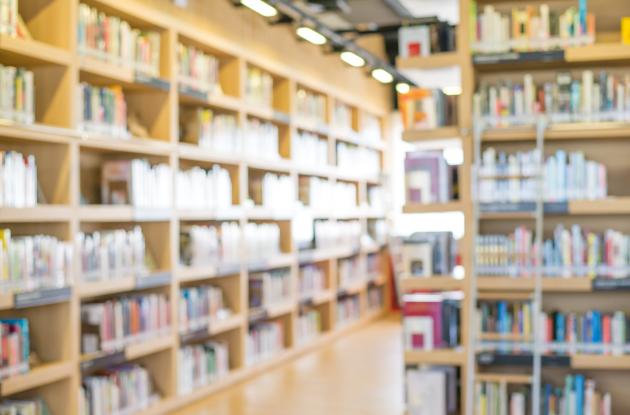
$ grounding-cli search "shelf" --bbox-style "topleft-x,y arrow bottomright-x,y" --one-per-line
177,208 -> 242,222
78,134 -> 173,156
568,198 -> 630,215
293,118 -> 330,136
248,301 -> 294,323
177,86 -> 241,112
482,123 -> 630,142
401,277 -> 465,292
338,280 -> 367,296
0,206 -> 72,222
334,132 -> 385,151
245,105 -> 291,125
477,276 -> 594,293
404,349 -> 466,366
403,201 -> 465,213
0,35 -> 72,67
123,335 -> 174,360
245,207 -> 295,220
0,287 -> 72,310
209,314 -> 244,335
178,263 -> 242,282
79,55 -> 170,92
247,254 -> 294,272
565,43 -> 630,64
396,52 -> 463,70
0,361 -> 73,396
571,354 -> 630,370
77,205 -> 172,222
81,334 -> 174,373
78,277 -> 136,298
177,143 -> 242,166
475,373 -> 532,384
479,332 -> 532,342
402,127 -> 461,142
299,290 -> 334,306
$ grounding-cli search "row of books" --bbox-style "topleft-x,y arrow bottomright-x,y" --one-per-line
250,172 -> 295,210
399,88 -> 457,130
368,185 -> 385,212
361,113 -> 382,144
249,269 -> 291,309
178,341 -> 229,395
81,293 -> 170,354
474,71 -> 630,125
337,295 -> 361,326
80,364 -> 157,415
398,19 -> 457,58
302,178 -> 357,211
243,222 -> 281,261
476,375 -> 611,415
292,131 -> 328,168
405,150 -> 459,205
367,253 -> 382,278
471,3 -> 595,54
406,366 -> 459,415
0,230 -> 72,292
177,42 -> 221,95
78,3 -> 161,77
0,399 -> 51,415
245,66 -> 273,110
296,309 -> 321,345
79,83 -> 128,138
314,220 -> 361,250
403,232 -> 458,277
179,223 -> 241,268
333,102 -> 353,135
77,227 -> 147,283
403,292 -> 461,351
101,159 -> 172,209
179,285 -> 231,334
338,256 -> 363,290
478,300 -> 533,338
476,225 -> 630,278
243,118 -> 279,161
0,66 -> 33,125
246,321 -> 284,366
0,0 -> 17,38
295,88 -> 326,126
180,109 -> 240,155
0,151 -> 36,208
298,264 -> 326,300
479,148 -> 607,203
0,319 -> 28,380
176,165 -> 233,210
367,286 -> 384,310
337,143 -> 380,178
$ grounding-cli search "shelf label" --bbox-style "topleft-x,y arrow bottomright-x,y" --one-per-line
178,85 -> 207,102
480,202 -> 536,213
14,287 -> 72,309
135,271 -> 171,290
473,50 -> 564,65
476,352 -> 570,367
592,277 -> 630,291
81,351 -> 126,374
134,72 -> 170,91
544,202 -> 569,214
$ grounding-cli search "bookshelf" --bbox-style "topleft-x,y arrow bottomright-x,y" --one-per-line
0,0 -> 391,414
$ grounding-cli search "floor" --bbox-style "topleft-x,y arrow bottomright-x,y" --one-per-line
175,315 -> 404,415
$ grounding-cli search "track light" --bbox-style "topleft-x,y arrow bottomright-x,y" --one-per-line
240,0 -> 278,17
396,82 -> 410,94
442,86 -> 462,96
340,51 -> 366,68
296,26 -> 327,45
371,68 -> 393,84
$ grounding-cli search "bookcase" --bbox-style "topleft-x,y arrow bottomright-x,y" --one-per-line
399,1 -> 630,414
0,0 -> 390,414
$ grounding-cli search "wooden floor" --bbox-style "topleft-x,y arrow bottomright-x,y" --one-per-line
175,315 -> 404,415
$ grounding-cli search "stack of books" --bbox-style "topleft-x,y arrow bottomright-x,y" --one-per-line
298,265 -> 326,300
176,165 -> 233,210
77,227 -> 147,282
179,285 -> 232,334
179,223 -> 241,268
296,309 -> 321,345
0,399 -> 50,415
0,66 -> 34,125
398,19 -> 457,57
471,3 -> 595,54
399,88 -> 457,130
0,230 -> 73,292
336,143 -> 380,178
101,159 -> 172,208
295,88 -> 326,126
177,43 -> 221,95
338,256 -> 363,290
406,366 -> 459,415
180,109 -> 241,154
245,66 -> 273,109
402,232 -> 458,277
0,318 -> 29,379
78,3 -> 161,77
178,341 -> 229,395
243,223 -> 281,261
79,83 -> 128,138
243,118 -> 279,160
249,172 -> 295,210
247,321 -> 284,365
403,292 -> 461,350
0,151 -> 37,208
478,300 -> 533,340
405,151 -> 459,205
292,131 -> 328,168
249,269 -> 291,309
337,295 -> 361,325
81,293 -> 170,354
314,220 -> 361,250
81,364 -> 158,415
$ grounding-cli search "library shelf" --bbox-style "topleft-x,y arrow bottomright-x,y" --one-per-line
568,198 -> 630,215
246,157 -> 294,174
338,280 -> 367,296
295,164 -> 335,179
0,206 -> 72,222
479,332 -> 532,342
477,291 -> 533,301
78,134 -> 174,156
177,264 -> 242,282
0,287 -> 72,310
0,361 -> 74,396
404,349 -> 466,366
247,253 -> 295,272
177,209 -> 243,222
125,335 -> 175,360
482,122 -> 630,143
209,314 -> 244,336
477,276 -> 594,293
176,143 -> 242,166
564,43 -> 630,64
401,276 -> 465,291
402,126 -> 462,142
260,300 -> 295,320
78,55 -> 135,85
475,373 -> 532,385
334,132 -> 386,151
293,118 -> 330,137
571,355 -> 630,371
0,35 -> 72,67
396,51 -> 464,70
479,211 -> 536,220
244,207 -> 295,221
334,170 -> 381,185
177,87 -> 241,112
76,205 -> 173,222
403,201 -> 465,213
244,105 -> 291,125
77,277 -> 136,299
299,290 -> 335,306
81,334 -> 175,368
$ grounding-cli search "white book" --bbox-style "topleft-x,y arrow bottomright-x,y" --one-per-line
406,369 -> 446,415
404,316 -> 434,351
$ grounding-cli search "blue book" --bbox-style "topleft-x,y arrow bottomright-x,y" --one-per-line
0,319 -> 30,366
592,310 -> 601,343
556,313 -> 565,342
575,374 -> 585,415
579,0 -> 587,35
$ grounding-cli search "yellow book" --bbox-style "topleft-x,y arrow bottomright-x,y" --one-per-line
623,18 -> 630,45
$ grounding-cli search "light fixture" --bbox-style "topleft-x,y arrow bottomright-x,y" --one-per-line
240,0 -> 278,17
340,51 -> 365,68
371,68 -> 394,84
296,26 -> 327,45
443,86 -> 462,96
396,82 -> 410,94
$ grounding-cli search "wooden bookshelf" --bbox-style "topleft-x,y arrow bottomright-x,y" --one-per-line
402,126 -> 462,142
396,51 -> 464,70
404,349 -> 466,366
403,201 -> 465,213
401,277 -> 465,291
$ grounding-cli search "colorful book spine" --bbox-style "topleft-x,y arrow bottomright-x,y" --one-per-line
0,151 -> 37,208
243,118 -> 279,160
478,300 -> 533,339
298,264 -> 326,299
398,20 -> 457,57
0,65 -> 34,124
77,226 -> 147,282
249,268 -> 291,309
178,341 -> 229,395
398,88 -> 457,129
243,222 -> 281,261
314,220 -> 361,250
296,309 -> 321,345
0,230 -> 73,291
79,83 -> 128,138
0,318 -> 29,379
295,87 -> 326,126
246,321 -> 284,365
176,165 -> 232,210
177,42 -> 220,94
244,66 -> 273,109
476,381 -> 526,415
179,285 -> 231,334
80,293 -> 170,353
179,108 -> 241,154
179,223 -> 241,268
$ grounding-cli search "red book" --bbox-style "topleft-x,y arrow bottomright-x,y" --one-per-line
403,295 -> 443,349
603,314 -> 611,345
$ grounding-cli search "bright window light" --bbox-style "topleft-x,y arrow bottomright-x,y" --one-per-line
371,68 -> 394,84
296,26 -> 327,45
396,82 -> 410,94
240,0 -> 278,17
340,51 -> 366,67
443,85 -> 462,96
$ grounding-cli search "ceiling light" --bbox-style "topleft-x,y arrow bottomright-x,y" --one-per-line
340,51 -> 366,68
371,68 -> 394,84
240,0 -> 278,17
443,86 -> 462,96
396,82 -> 410,94
296,26 -> 327,45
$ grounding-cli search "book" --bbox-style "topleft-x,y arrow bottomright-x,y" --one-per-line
405,151 -> 458,204
407,366 -> 459,415
336,142 -> 381,178
100,159 -> 172,208
313,220 -> 361,250
79,83 -> 129,138
0,65 -> 34,125
398,19 -> 456,58
178,341 -> 229,395
176,165 -> 233,210
478,299 -> 533,340
246,321 -> 284,365
177,42 -> 221,95
296,309 -> 321,345
0,151 -> 37,208
295,87 -> 326,126
476,381 -> 528,415
333,101 -> 353,135
248,172 -> 295,209
399,88 -> 457,130
243,117 -> 280,161
249,268 -> 291,310
179,285 -> 232,334
0,398 -> 51,415
0,318 -> 29,379
292,131 -> 328,169
298,264 -> 326,300
403,292 -> 460,350
336,295 -> 361,325
0,0 -> 17,37
367,285 -> 384,310
179,223 -> 241,268
403,232 -> 458,277
179,108 -> 241,155
244,66 -> 273,109
243,222 -> 281,261
338,255 -> 363,290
